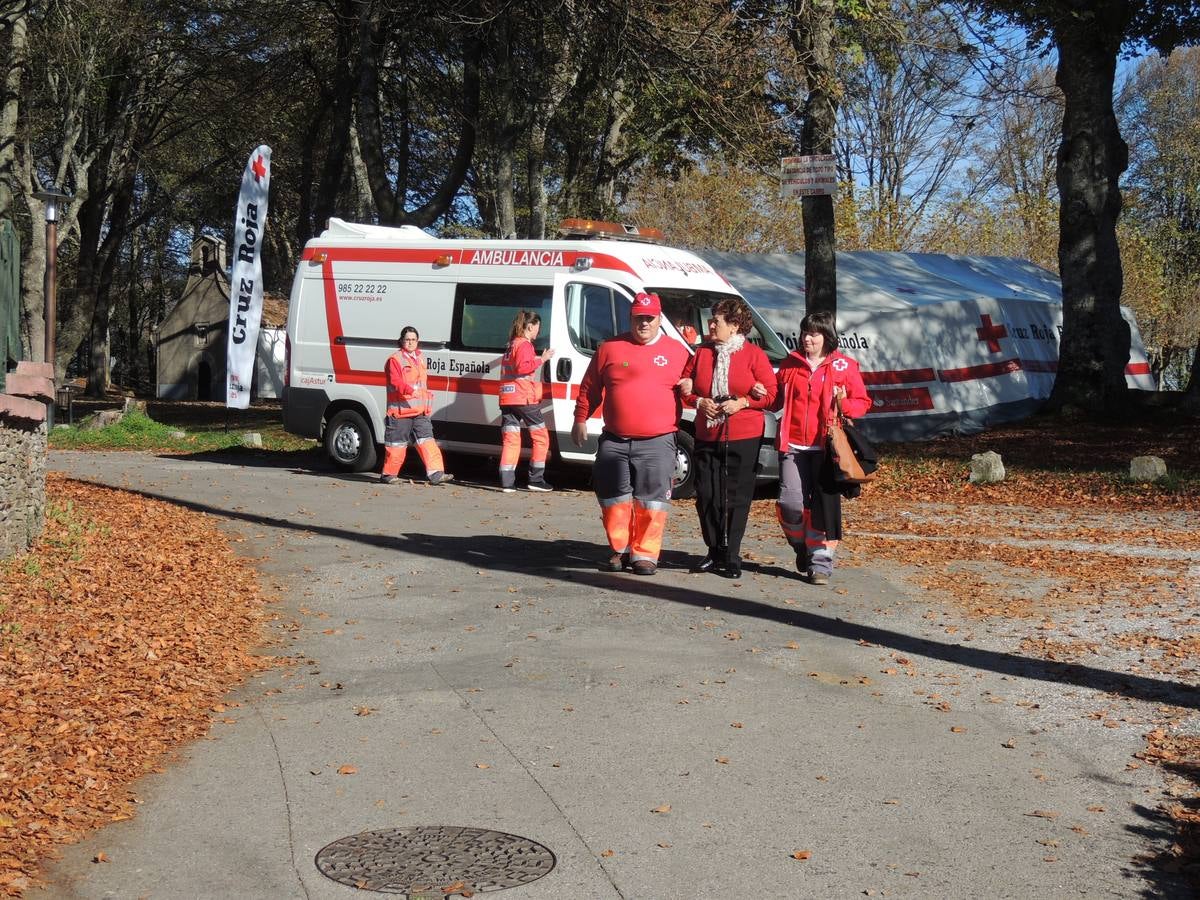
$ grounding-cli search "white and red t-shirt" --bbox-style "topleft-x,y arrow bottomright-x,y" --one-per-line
574,332 -> 689,438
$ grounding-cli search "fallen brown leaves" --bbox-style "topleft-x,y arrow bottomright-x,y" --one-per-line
0,475 -> 274,896
749,415 -> 1200,885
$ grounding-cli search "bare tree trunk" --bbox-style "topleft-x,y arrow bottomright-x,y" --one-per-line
791,0 -> 838,317
1047,10 -> 1131,414
1182,344 -> 1200,412
20,204 -> 44,361
596,80 -> 633,216
358,13 -> 480,229
0,0 -> 28,221
348,118 -> 375,222
526,7 -> 579,239
313,0 -> 357,231
493,18 -> 519,239
85,175 -> 133,395
296,104 -> 324,243
527,124 -> 550,239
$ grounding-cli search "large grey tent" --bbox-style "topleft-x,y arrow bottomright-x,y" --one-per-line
708,251 -> 1155,441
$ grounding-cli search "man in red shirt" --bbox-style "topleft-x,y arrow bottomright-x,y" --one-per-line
572,292 -> 690,576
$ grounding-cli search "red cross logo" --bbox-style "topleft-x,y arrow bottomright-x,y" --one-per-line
976,314 -> 1007,353
251,154 -> 267,181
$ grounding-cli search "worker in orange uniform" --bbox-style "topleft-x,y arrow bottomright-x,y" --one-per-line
572,292 -> 690,576
380,326 -> 453,485
499,310 -> 555,492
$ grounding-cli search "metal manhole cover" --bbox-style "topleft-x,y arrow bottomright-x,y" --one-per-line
314,826 -> 556,896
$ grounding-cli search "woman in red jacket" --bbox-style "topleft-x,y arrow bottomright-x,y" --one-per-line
770,310 -> 870,584
499,310 -> 555,492
680,298 -> 777,579
380,326 -> 453,485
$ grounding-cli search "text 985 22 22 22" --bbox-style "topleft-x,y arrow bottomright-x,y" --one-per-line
337,282 -> 389,302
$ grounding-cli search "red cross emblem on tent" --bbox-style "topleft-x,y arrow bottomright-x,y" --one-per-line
975,314 -> 1007,353
252,154 -> 267,181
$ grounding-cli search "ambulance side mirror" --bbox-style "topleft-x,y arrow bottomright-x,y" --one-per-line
556,359 -> 572,382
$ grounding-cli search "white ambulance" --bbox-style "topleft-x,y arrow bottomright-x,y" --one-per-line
281,217 -> 790,497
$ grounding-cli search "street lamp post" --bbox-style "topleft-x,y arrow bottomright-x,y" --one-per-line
34,186 -> 71,428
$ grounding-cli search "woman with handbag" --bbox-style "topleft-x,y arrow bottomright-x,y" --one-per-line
678,298 -> 777,579
770,310 -> 871,585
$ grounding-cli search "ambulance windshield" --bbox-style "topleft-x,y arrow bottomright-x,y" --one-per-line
653,289 -> 789,365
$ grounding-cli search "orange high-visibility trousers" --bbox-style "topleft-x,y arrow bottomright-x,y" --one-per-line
499,405 -> 550,489
630,500 -> 670,562
382,445 -> 408,477
600,495 -> 633,553
415,437 -> 444,475
383,414 -> 446,477
593,432 -> 675,562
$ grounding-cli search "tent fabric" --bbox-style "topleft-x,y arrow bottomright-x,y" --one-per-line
0,219 -> 21,394
707,251 -> 1156,442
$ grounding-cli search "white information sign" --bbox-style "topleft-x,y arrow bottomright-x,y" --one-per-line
780,154 -> 837,198
225,145 -> 272,409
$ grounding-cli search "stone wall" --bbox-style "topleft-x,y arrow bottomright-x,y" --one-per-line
0,418 -> 47,558
0,361 -> 53,559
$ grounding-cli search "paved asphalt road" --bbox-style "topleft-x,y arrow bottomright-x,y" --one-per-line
34,450 -> 1191,899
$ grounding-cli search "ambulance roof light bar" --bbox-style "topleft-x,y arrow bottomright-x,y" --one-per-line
557,217 -> 665,244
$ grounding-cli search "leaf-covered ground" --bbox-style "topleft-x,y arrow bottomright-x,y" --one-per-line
2,413 -> 1198,894
0,475 -> 276,896
750,413 -> 1200,886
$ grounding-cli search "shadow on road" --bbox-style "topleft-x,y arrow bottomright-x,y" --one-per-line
77,479 -> 1200,713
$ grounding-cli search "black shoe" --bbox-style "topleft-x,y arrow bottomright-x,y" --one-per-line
690,554 -> 718,574
380,474 -> 396,484
718,560 -> 741,580
795,550 -> 809,574
807,568 -> 830,585
604,552 -> 630,572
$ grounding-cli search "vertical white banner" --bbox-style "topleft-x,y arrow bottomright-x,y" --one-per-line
226,145 -> 272,409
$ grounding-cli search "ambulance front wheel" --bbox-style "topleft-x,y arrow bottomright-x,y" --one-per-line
673,431 -> 696,500
325,409 -> 378,473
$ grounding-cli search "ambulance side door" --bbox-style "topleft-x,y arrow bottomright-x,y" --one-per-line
548,273 -> 636,462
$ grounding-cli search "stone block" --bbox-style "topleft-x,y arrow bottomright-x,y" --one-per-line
4,373 -> 55,402
241,432 -> 263,448
82,409 -> 124,430
1129,455 -> 1167,482
0,394 -> 47,424
14,361 -> 53,380
969,450 -> 1005,484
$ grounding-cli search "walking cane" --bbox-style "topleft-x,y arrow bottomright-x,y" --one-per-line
717,410 -> 730,569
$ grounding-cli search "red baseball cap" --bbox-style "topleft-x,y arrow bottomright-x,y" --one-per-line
632,291 -> 662,317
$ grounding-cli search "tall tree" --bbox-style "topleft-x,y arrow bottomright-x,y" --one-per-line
787,0 -> 839,315
976,0 -> 1200,414
1118,46 -> 1200,399
836,2 -> 981,250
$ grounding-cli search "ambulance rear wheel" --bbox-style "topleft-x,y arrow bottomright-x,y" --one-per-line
673,431 -> 696,500
325,409 -> 378,472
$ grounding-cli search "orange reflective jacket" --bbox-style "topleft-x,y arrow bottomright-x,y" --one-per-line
385,350 -> 433,418
499,337 -> 544,406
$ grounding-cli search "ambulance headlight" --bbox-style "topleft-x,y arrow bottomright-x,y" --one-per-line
573,256 -> 593,271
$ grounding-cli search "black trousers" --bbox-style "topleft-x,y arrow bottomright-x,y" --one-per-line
694,435 -> 760,563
